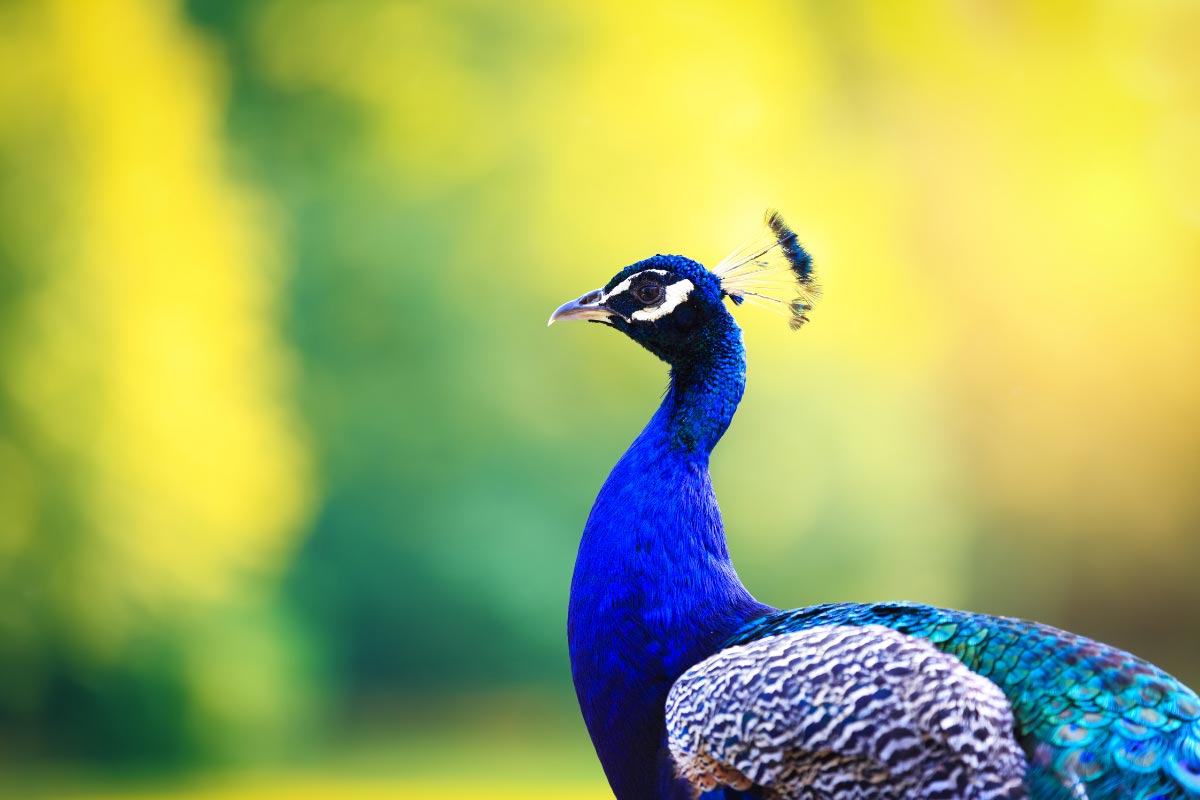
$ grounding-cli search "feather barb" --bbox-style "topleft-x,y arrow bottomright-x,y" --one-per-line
713,210 -> 819,330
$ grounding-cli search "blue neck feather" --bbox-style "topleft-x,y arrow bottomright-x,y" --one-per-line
567,313 -> 771,800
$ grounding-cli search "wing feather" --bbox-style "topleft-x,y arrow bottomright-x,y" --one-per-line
729,602 -> 1200,800
666,625 -> 1029,800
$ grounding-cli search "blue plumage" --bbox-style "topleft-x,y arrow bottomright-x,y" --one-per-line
565,277 -> 765,796
550,212 -> 1200,800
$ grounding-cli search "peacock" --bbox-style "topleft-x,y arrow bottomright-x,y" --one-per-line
548,211 -> 1200,800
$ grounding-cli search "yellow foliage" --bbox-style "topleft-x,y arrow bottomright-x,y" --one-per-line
62,777 -> 609,800
0,0 -> 309,707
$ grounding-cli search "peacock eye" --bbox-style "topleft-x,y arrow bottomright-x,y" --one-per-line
635,283 -> 664,305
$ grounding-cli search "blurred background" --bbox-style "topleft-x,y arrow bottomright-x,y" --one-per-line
1,0 -> 1198,797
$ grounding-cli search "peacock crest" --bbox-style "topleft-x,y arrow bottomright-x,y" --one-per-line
713,209 -> 820,330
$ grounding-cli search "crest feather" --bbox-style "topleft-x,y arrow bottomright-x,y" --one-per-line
713,210 -> 819,330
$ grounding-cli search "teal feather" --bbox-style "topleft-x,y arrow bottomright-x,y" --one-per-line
728,602 -> 1200,799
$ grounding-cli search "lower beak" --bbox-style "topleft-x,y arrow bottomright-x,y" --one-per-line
548,289 -> 617,326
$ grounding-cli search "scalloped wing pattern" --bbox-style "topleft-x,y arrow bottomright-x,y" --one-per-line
667,624 -> 1029,799
727,603 -> 1200,800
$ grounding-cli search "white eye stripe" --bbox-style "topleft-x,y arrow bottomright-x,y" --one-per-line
600,269 -> 671,303
631,279 -> 694,321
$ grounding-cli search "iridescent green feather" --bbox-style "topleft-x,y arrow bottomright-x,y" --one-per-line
727,602 -> 1200,800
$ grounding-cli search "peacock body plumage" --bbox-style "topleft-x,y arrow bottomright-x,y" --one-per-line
729,603 -> 1200,799
550,212 -> 1200,800
667,624 -> 1029,799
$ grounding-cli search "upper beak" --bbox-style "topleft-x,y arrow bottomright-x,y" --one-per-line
547,288 -> 616,326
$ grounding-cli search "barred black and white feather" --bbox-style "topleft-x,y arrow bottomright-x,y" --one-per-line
665,625 -> 1029,800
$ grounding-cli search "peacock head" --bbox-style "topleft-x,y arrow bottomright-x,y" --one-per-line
548,211 -> 819,368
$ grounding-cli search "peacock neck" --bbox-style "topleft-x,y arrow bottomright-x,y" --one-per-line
654,314 -> 747,456
568,320 -> 768,799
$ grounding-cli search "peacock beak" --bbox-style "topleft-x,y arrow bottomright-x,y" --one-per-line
548,289 -> 617,326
